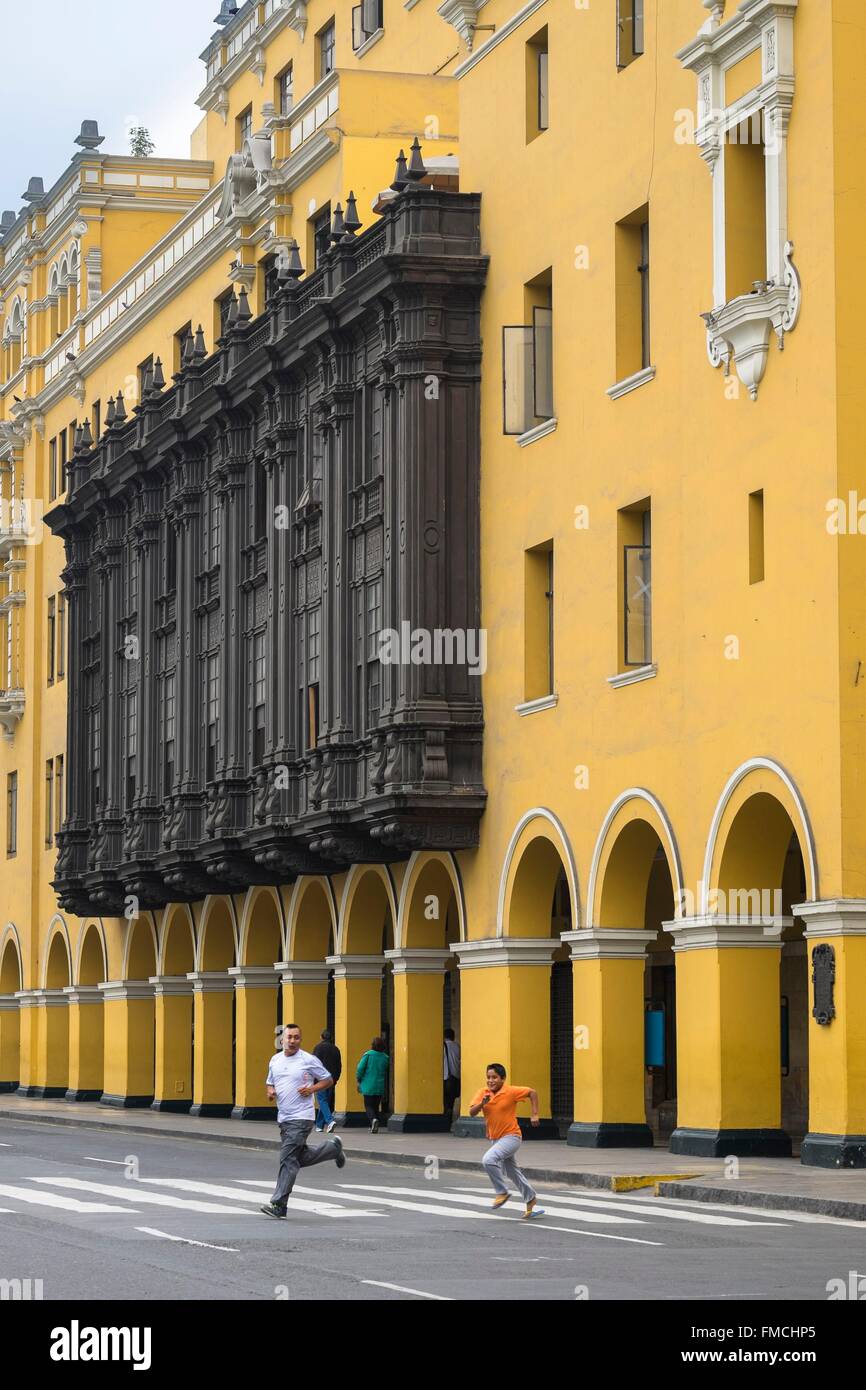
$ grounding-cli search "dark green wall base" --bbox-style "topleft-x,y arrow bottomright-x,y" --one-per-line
671,1126 -> 792,1157
22,1086 -> 67,1099
0,1080 -> 19,1092
150,1099 -> 193,1114
800,1132 -> 866,1168
387,1112 -> 453,1134
231,1106 -> 274,1122
451,1115 -> 560,1140
65,1089 -> 102,1102
100,1094 -> 155,1109
189,1102 -> 233,1119
567,1122 -> 655,1149
333,1111 -> 379,1128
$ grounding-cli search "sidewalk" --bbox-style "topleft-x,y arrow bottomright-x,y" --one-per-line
2,1094 -> 866,1220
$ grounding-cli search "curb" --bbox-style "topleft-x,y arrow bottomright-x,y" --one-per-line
658,1180 -> 866,1223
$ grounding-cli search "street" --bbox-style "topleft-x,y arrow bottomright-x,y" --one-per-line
0,1118 -> 863,1301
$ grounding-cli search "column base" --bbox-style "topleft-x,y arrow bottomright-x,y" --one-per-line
800,1132 -> 866,1168
150,1099 -> 193,1114
0,1080 -> 19,1092
670,1126 -> 792,1158
230,1106 -> 275,1122
189,1102 -> 234,1119
387,1112 -> 453,1134
567,1121 -> 655,1149
450,1115 -> 560,1140
20,1086 -> 67,1099
334,1110 -> 380,1128
99,1094 -> 155,1109
65,1089 -> 103,1103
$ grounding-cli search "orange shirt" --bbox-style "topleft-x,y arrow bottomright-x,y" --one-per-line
470,1084 -> 531,1140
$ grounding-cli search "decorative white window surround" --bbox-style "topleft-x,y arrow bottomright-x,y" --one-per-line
198,2 -> 309,113
677,0 -> 800,401
606,365 -> 656,401
607,663 -> 657,689
517,416 -> 557,447
354,27 -> 385,58
515,693 -> 558,716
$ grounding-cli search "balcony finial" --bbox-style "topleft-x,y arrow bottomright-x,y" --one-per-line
390,149 -> 409,192
153,357 -> 166,390
106,396 -> 116,426
330,203 -> 346,242
284,238 -> 304,279
114,389 -> 127,423
343,191 -> 362,237
80,418 -> 94,450
406,137 -> 426,182
237,287 -> 252,322
194,325 -> 207,361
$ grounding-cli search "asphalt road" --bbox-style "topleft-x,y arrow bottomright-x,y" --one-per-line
0,1118 -> 863,1302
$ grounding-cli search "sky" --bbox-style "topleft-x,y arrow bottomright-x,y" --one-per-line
0,0 -> 223,215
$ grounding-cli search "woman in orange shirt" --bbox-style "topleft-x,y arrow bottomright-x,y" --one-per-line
469,1062 -> 545,1217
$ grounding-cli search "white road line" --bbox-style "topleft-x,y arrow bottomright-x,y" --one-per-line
340,1184 -> 645,1226
84,1157 -> 130,1166
625,1193 -> 866,1229
0,1183 -> 134,1214
30,1177 -> 256,1216
0,1142 -> 11,1147
135,1227 -> 240,1252
448,1186 -> 786,1227
363,1280 -> 452,1301
135,1177 -> 381,1219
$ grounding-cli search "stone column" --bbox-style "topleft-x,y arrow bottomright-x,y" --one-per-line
384,948 -> 452,1132
563,929 -> 656,1148
277,960 -> 329,1048
0,995 -> 20,1092
668,917 -> 791,1156
229,965 -> 280,1120
99,981 -> 156,1107
188,971 -> 235,1118
327,954 -> 382,1126
150,976 -> 194,1113
451,938 -> 560,1139
64,984 -> 104,1101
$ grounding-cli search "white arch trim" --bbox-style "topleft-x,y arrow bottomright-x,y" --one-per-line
194,895 -> 240,971
495,807 -> 581,938
286,875 -> 338,961
41,914 -> 73,988
701,756 -> 819,914
121,910 -> 160,979
336,863 -> 399,955
238,885 -> 286,962
395,851 -> 468,949
0,921 -> 23,988
586,788 -> 684,929
74,918 -> 107,986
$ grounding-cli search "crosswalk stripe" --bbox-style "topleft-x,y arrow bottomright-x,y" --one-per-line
449,1186 -> 787,1227
339,1184 -> 645,1225
292,1184 -> 491,1220
135,1177 -> 381,1219
363,1280 -> 452,1301
29,1177 -> 256,1216
136,1227 -> 240,1252
0,1183 -> 134,1214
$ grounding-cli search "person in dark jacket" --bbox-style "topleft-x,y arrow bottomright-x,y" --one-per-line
356,1036 -> 389,1133
313,1029 -> 342,1132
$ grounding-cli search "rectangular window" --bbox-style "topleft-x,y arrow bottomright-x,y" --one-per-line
724,113 -> 767,302
49,437 -> 58,502
277,63 -> 294,113
503,270 -> 553,435
307,607 -> 321,749
92,399 -> 101,440
261,254 -> 279,312
166,528 -> 177,593
526,26 -> 549,141
163,672 -> 176,792
174,322 -> 193,374
137,356 -> 154,400
6,772 -> 17,856
47,596 -> 56,685
352,0 -> 382,50
89,706 -> 101,811
365,578 -> 382,723
205,489 -> 222,569
749,489 -> 765,584
253,631 -> 266,766
216,290 -> 234,340
617,0 -> 645,70
614,207 -> 651,383
55,754 -> 64,840
310,206 -> 331,270
57,593 -> 66,680
524,542 -> 554,701
206,652 -> 220,781
45,759 -> 54,848
254,463 -> 268,541
59,430 -> 68,496
620,503 -> 652,668
237,105 -> 253,150
126,689 -> 138,806
318,20 -> 336,78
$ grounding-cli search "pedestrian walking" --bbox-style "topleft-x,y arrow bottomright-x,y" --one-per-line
356,1036 -> 389,1133
260,1023 -> 346,1219
443,1027 -> 461,1126
313,1028 -> 342,1133
468,1063 -> 545,1218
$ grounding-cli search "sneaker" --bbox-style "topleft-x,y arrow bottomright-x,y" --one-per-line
326,1119 -> 337,1133
332,1136 -> 346,1170
492,1193 -> 510,1209
524,1198 -> 545,1219
260,1202 -> 286,1219
371,1118 -> 379,1134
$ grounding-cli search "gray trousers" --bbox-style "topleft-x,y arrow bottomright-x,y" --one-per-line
482,1134 -> 536,1203
271,1119 -> 339,1207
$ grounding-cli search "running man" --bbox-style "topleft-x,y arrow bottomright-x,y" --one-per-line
468,1063 -> 545,1218
260,1023 -> 346,1219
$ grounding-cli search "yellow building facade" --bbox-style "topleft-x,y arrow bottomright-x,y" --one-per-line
2,0 -> 866,1167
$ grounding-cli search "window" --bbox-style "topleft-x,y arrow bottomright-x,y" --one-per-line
614,207 -> 651,383
57,593 -> 66,680
92,399 -> 101,441
59,430 -> 68,497
47,596 -> 56,685
620,503 -> 652,668
205,489 -> 222,569
253,462 -> 268,541
45,760 -> 54,847
55,755 -> 64,840
253,631 -> 266,766
524,542 -> 554,701
503,269 -> 553,435
125,689 -> 138,807
310,206 -> 331,270
365,578 -> 382,722
68,422 -> 77,461
725,113 -> 767,301
175,322 -> 193,374
6,772 -> 17,856
216,290 -> 234,340
617,0 -> 644,70
137,355 -> 154,400
260,254 -> 279,312
307,607 -> 321,749
49,437 -> 57,502
526,27 -> 549,141
277,62 -> 294,113
165,528 -> 177,593
352,0 -> 382,50
237,105 -> 253,150
206,652 -> 220,781
749,489 -> 765,584
318,19 -> 336,79
162,672 -> 176,793
89,706 -> 101,812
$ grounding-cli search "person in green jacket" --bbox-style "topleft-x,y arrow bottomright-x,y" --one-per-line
356,1036 -> 390,1133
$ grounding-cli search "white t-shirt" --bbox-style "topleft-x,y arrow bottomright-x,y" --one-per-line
266,1048 -> 333,1123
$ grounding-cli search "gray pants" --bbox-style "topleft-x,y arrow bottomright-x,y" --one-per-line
482,1134 -> 536,1203
271,1119 -> 339,1207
